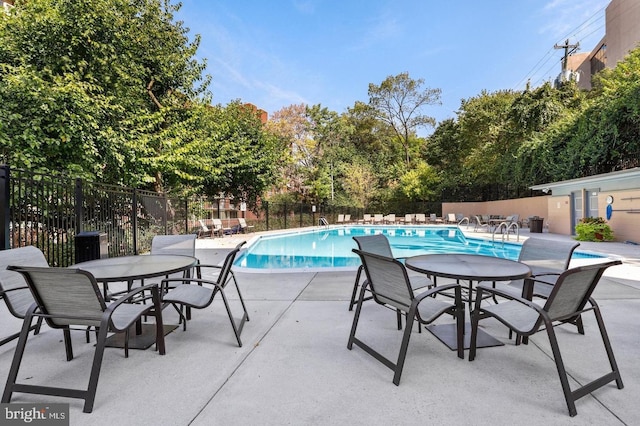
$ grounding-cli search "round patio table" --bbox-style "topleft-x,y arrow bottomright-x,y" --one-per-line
70,254 -> 198,349
405,253 -> 531,350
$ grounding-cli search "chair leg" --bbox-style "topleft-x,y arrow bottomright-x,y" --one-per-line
349,266 -> 364,311
232,276 -> 250,322
455,286 -> 465,359
63,327 -> 74,361
2,310 -> 36,405
593,304 -> 624,390
392,306 -> 417,385
218,288 -> 247,347
83,325 -> 110,413
544,318 -> 578,416
347,284 -> 368,350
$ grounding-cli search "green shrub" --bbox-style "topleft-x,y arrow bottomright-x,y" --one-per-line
574,217 -> 614,242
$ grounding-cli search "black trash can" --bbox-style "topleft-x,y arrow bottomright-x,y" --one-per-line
75,231 -> 108,263
529,217 -> 544,233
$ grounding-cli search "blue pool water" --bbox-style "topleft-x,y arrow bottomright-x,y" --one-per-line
234,226 -> 602,271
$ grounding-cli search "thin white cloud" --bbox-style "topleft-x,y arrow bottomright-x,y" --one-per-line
292,0 -> 316,14
349,11 -> 402,51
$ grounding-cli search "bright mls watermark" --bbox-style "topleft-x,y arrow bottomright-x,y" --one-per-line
1,403 -> 69,425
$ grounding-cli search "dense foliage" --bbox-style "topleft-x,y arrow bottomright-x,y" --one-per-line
2,0 -> 639,210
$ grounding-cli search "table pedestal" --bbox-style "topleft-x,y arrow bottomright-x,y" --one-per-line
428,323 -> 503,350
105,323 -> 178,350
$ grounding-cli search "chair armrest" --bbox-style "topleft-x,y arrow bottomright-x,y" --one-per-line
476,283 -> 544,312
106,283 -> 161,312
414,282 -> 460,301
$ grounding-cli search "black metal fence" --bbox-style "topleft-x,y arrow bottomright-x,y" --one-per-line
1,165 -> 187,266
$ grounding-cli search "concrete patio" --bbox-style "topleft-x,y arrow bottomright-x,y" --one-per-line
1,228 -> 639,425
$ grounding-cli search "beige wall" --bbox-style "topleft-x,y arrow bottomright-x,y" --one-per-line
606,0 -> 640,68
547,195 -> 572,235
603,189 -> 640,243
443,196 -> 549,224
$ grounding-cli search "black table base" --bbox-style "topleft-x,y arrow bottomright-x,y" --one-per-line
105,323 -> 178,350
427,323 -> 504,350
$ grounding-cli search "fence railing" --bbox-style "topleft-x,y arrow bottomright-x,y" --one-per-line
1,165 -> 188,266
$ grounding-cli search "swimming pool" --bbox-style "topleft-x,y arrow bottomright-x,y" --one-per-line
234,226 -> 603,271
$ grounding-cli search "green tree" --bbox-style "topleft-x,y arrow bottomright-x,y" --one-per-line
368,72 -> 441,166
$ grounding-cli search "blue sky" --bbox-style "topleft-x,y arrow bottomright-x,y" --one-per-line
177,0 -> 610,127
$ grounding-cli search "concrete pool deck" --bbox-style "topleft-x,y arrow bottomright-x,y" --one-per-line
0,226 -> 639,425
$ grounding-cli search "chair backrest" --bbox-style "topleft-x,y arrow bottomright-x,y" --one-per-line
447,213 -> 456,222
198,219 -> 210,232
543,260 -> 621,322
238,218 -> 247,228
151,234 -> 196,257
212,218 -> 223,230
518,238 -> 580,274
337,214 -> 345,223
352,234 -> 393,258
345,214 -> 351,222
216,242 -> 246,289
404,214 -> 412,222
373,214 -> 383,222
352,249 -> 413,311
416,214 -> 426,223
0,246 -> 49,319
8,266 -> 107,328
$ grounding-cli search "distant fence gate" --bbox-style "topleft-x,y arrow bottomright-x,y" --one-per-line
0,165 -> 187,266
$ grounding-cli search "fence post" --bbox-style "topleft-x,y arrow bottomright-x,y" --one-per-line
133,189 -> 139,255
74,178 -> 83,234
0,165 -> 10,250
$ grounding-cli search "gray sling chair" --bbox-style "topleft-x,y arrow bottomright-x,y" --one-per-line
2,266 -> 165,413
348,249 -> 464,385
348,234 -> 433,313
498,238 -> 581,343
469,260 -> 623,417
161,242 -> 249,347
0,246 -> 48,346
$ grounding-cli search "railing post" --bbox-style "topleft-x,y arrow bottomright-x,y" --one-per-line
74,178 -> 84,234
0,165 -> 10,250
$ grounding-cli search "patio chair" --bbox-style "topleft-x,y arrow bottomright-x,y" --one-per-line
446,213 -> 457,224
362,214 -> 372,224
238,218 -> 254,233
161,242 -> 249,347
344,214 -> 352,224
473,215 -> 490,232
384,214 -> 396,224
212,218 -> 228,237
0,246 -> 47,346
348,249 -> 464,385
373,214 -> 384,224
415,213 -> 426,224
2,266 -> 165,413
468,260 -> 623,417
429,213 -> 443,224
348,234 -> 433,314
197,220 -> 213,238
403,214 -> 413,224
150,234 -> 200,300
336,214 -> 345,224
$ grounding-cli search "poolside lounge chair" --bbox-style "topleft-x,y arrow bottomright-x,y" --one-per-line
0,246 -> 47,346
348,249 -> 464,385
446,213 -> 457,224
161,242 -> 249,347
344,214 -> 352,224
403,214 -> 413,224
473,215 -> 490,232
197,220 -> 213,238
336,214 -> 345,224
362,214 -> 372,224
384,214 -> 396,224
429,213 -> 443,224
469,260 -> 623,417
373,214 -> 384,224
2,266 -> 165,413
238,218 -> 254,233
212,218 -> 229,237
414,213 -> 426,224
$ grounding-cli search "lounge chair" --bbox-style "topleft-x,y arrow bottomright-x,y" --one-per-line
403,214 -> 413,224
238,218 -> 254,233
161,242 -> 249,347
429,213 -> 443,224
336,214 -> 345,224
384,213 -> 396,224
348,249 -> 464,385
2,267 -> 165,413
0,246 -> 47,346
212,218 -> 229,237
373,214 -> 384,224
197,220 -> 213,238
415,213 -> 426,224
362,214 -> 372,224
446,213 -> 457,224
344,214 -> 352,224
469,260 -> 623,417
473,215 -> 490,232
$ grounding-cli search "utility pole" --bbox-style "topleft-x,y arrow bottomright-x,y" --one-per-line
554,39 -> 580,82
